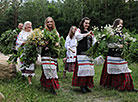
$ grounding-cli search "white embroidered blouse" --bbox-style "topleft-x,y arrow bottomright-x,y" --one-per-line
16,30 -> 32,50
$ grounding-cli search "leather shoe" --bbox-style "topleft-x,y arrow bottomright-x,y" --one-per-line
50,88 -> 57,95
85,86 -> 91,92
131,89 -> 138,93
80,87 -> 87,93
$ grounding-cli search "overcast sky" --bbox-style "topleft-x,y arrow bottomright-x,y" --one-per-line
48,0 -> 57,2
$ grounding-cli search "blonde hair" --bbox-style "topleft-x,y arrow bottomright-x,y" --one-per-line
68,26 -> 77,39
44,17 -> 56,31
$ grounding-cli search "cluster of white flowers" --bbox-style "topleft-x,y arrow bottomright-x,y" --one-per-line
124,32 -> 137,42
92,26 -> 99,31
95,33 -> 101,38
104,24 -> 114,35
92,24 -> 137,43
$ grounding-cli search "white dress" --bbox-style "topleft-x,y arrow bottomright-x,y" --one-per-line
16,30 -> 35,76
65,35 -> 77,63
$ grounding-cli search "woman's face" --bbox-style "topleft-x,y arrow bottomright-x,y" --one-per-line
83,20 -> 90,30
46,18 -> 53,28
18,23 -> 23,30
72,27 -> 77,33
25,23 -> 32,32
119,20 -> 123,27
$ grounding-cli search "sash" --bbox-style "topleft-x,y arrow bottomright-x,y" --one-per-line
77,55 -> 94,76
107,56 -> 132,74
41,57 -> 58,79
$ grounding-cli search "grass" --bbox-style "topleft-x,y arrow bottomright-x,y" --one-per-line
0,59 -> 138,102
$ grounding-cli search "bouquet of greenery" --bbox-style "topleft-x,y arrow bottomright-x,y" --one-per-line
9,28 -> 61,67
86,24 -> 137,60
27,28 -> 46,47
8,28 -> 43,65
42,29 -> 60,57
86,25 -> 112,58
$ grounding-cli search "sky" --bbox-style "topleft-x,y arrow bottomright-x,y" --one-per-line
47,0 -> 57,2
21,0 -> 57,2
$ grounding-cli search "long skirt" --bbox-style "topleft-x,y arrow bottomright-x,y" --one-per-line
72,61 -> 94,88
20,63 -> 35,77
40,71 -> 60,89
100,57 -> 134,91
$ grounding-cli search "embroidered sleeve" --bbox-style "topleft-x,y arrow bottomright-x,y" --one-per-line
16,32 -> 25,50
65,36 -> 70,50
75,29 -> 85,41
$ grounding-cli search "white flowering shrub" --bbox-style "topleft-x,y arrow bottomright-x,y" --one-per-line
87,24 -> 137,63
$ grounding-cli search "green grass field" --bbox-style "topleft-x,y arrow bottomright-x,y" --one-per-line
0,59 -> 138,102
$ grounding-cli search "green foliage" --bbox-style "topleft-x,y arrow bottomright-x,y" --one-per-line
0,28 -> 20,55
1,0 -> 138,36
128,41 -> 138,63
87,25 -> 137,63
59,36 -> 66,58
9,28 -> 60,67
43,29 -> 60,56
19,44 -> 38,67
8,28 -> 66,67
0,0 -> 138,63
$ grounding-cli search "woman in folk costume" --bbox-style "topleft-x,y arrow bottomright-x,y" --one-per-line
16,21 -> 34,84
40,17 -> 60,95
100,18 -> 137,92
63,26 -> 77,78
72,17 -> 96,93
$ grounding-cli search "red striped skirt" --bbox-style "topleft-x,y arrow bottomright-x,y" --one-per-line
40,71 -> 60,89
72,61 -> 94,88
100,56 -> 134,91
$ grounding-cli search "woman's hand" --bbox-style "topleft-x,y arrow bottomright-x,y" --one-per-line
87,31 -> 94,36
119,44 -> 123,48
69,48 -> 75,53
90,31 -> 94,36
84,31 -> 92,37
55,42 -> 59,46
22,42 -> 26,46
71,50 -> 75,53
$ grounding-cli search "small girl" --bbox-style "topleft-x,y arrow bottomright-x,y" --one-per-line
63,26 -> 77,78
